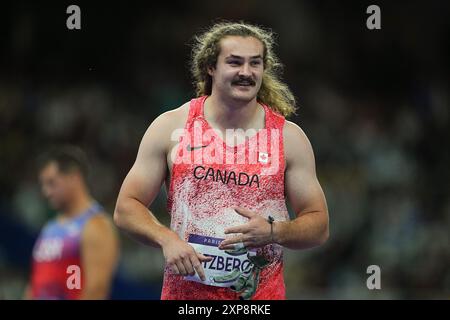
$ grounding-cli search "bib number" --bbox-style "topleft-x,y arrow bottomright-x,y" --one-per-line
185,234 -> 256,288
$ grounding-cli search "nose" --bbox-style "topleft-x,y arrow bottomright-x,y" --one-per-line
238,62 -> 252,77
42,185 -> 52,198
43,189 -> 51,199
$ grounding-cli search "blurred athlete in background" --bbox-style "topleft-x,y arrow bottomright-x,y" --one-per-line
24,146 -> 119,299
114,22 -> 329,300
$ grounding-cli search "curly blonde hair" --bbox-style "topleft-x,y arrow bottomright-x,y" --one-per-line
190,21 -> 297,118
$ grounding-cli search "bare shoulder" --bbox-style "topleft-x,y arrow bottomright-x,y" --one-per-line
151,102 -> 190,130
83,213 -> 116,239
283,120 -> 316,168
82,212 -> 119,268
140,101 -> 191,153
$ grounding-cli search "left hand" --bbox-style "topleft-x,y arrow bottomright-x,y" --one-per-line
219,207 -> 273,250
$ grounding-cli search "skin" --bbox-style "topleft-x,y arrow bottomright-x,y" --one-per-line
24,162 -> 119,299
114,35 -> 329,280
80,213 -> 119,299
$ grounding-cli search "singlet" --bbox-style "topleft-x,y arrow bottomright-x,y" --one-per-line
31,202 -> 102,299
161,96 -> 289,300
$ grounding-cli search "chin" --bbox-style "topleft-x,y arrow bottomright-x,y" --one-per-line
49,200 -> 64,211
230,90 -> 257,102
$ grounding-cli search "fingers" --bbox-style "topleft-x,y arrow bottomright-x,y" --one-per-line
190,254 -> 206,281
233,207 -> 256,219
182,255 -> 195,276
168,248 -> 213,279
219,236 -> 245,249
225,207 -> 259,234
224,225 -> 248,234
197,253 -> 213,262
175,260 -> 187,276
170,262 -> 180,275
219,236 -> 258,250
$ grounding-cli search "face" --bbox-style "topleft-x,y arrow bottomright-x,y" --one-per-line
208,36 -> 264,103
39,162 -> 75,211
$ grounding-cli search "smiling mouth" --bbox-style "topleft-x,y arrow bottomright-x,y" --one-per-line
232,81 -> 255,87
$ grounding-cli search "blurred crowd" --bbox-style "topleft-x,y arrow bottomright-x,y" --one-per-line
0,1 -> 449,299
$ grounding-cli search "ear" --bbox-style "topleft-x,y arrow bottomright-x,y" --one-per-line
207,66 -> 215,77
67,169 -> 83,184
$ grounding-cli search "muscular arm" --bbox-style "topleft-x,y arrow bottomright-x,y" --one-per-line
219,121 -> 329,251
80,214 -> 119,299
274,121 -> 329,249
113,112 -> 178,248
113,109 -> 211,280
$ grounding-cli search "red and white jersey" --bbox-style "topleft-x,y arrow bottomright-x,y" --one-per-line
162,96 -> 289,300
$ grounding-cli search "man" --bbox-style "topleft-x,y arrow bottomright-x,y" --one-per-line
114,22 -> 329,300
24,146 -> 119,299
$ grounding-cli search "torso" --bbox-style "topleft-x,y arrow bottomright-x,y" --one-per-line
163,100 -> 288,192
160,96 -> 289,300
30,202 -> 103,300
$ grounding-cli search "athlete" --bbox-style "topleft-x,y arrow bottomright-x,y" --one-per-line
114,22 -> 329,299
24,146 -> 119,299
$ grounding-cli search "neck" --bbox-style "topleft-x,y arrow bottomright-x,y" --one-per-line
205,93 -> 261,130
61,188 -> 93,219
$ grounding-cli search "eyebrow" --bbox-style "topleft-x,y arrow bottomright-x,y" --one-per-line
225,54 -> 263,60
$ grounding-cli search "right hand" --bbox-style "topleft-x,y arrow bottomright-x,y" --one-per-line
161,234 -> 212,281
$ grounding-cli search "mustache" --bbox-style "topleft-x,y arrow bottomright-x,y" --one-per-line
232,77 -> 256,86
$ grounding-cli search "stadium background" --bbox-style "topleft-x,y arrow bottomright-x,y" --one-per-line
0,1 -> 449,299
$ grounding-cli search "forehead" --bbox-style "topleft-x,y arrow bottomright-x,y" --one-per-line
218,36 -> 264,58
39,162 -> 60,178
